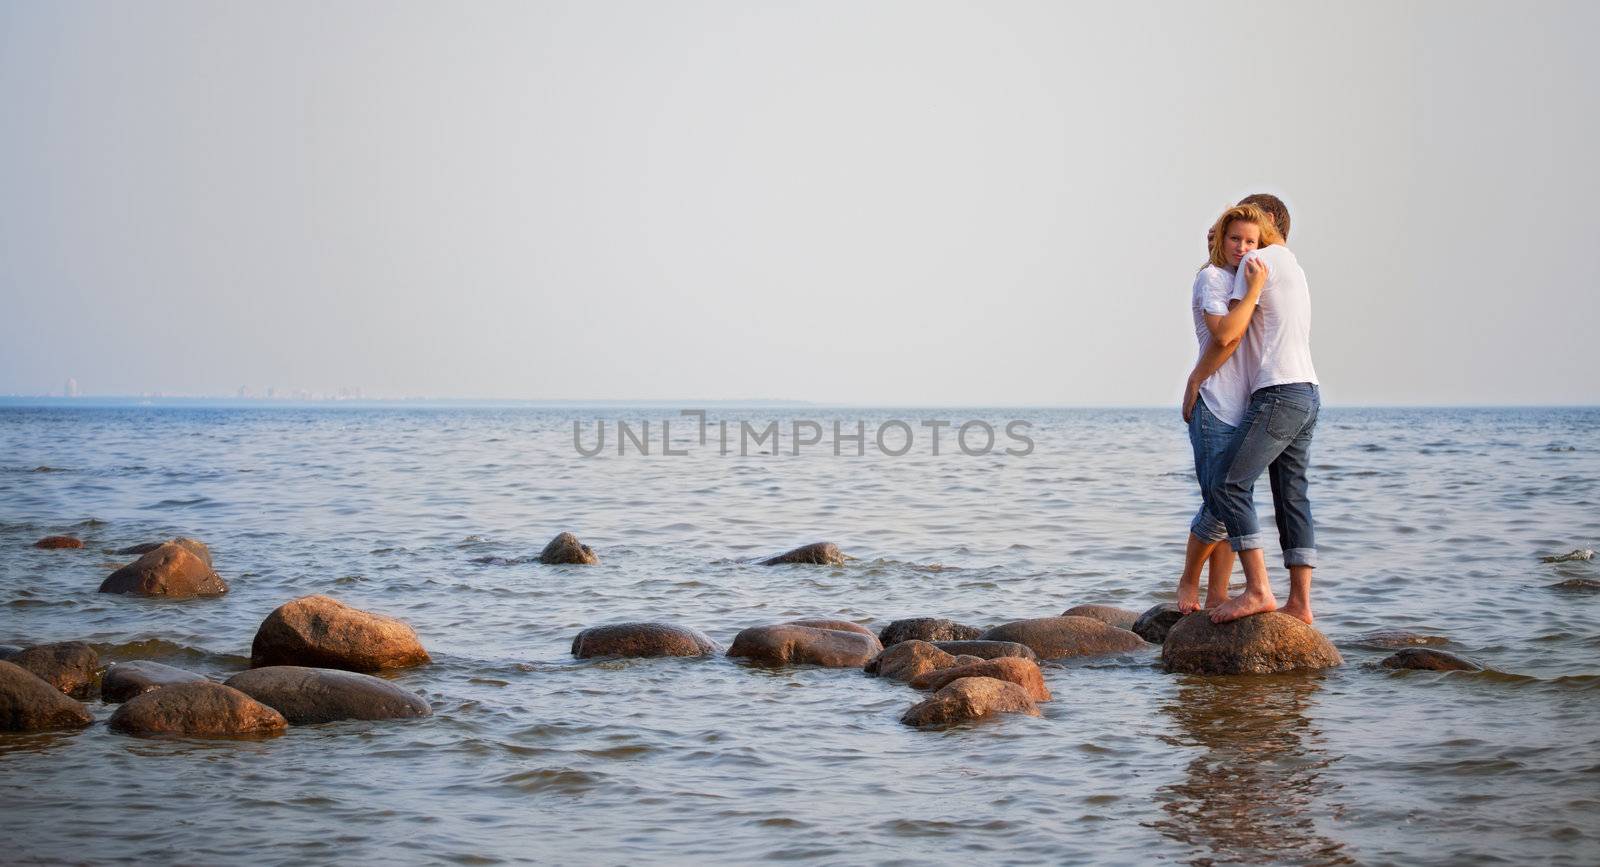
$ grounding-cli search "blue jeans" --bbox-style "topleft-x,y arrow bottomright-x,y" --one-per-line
1187,396 -> 1234,543
1210,383 -> 1320,567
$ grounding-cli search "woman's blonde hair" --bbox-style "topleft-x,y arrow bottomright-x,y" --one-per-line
1206,204 -> 1284,269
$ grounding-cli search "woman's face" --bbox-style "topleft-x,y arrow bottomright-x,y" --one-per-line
1223,220 -> 1262,267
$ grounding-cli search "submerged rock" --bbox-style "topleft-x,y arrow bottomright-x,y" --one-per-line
251,595 -> 430,672
980,616 -> 1147,660
1351,630 -> 1451,650
1540,548 -> 1594,563
759,542 -> 845,566
1060,604 -> 1139,631
0,645 -> 22,661
727,621 -> 881,667
1162,612 -> 1343,675
33,535 -> 84,550
101,661 -> 209,703
865,640 -> 962,681
10,641 -> 100,698
901,677 -> 1040,728
108,681 -> 287,737
225,666 -> 432,725
1131,603 -> 1184,644
538,532 -> 598,565
0,661 -> 94,731
571,623 -> 719,659
116,537 -> 213,566
1380,648 -> 1482,672
99,542 -> 227,598
877,618 -> 984,646
929,640 -> 1037,661
909,657 -> 1052,702
1548,578 -> 1600,592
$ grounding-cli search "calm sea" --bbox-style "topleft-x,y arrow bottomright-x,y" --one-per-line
2,404 -> 1597,865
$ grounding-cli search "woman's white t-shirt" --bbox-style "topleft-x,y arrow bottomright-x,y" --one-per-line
1191,264 -> 1256,427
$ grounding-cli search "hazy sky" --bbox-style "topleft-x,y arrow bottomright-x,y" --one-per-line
2,1 -> 1595,405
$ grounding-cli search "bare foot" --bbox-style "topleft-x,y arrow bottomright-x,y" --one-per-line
1204,588 -> 1231,609
1278,599 -> 1313,625
1176,575 -> 1201,614
1209,589 -> 1277,623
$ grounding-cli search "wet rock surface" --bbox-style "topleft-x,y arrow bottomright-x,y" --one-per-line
225,666 -> 432,725
980,616 -> 1148,660
571,622 -> 719,659
101,660 -> 210,703
1351,630 -> 1452,650
116,537 -> 213,566
1380,648 -> 1483,672
10,641 -> 100,698
1162,612 -> 1343,675
727,622 -> 881,667
759,542 -> 845,566
0,661 -> 94,731
1060,604 -> 1139,631
538,532 -> 598,565
99,541 -> 227,598
33,535 -> 84,549
909,656 -> 1052,702
878,617 -> 984,646
1131,603 -> 1185,644
108,681 -> 287,737
929,640 -> 1038,661
901,676 -> 1040,728
251,595 -> 431,672
865,640 -> 960,681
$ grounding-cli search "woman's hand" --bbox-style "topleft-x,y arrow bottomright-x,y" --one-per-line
1245,256 -> 1269,293
1182,377 -> 1200,423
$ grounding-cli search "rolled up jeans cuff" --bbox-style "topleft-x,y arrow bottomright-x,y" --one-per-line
1229,532 -> 1264,552
1190,510 -> 1228,543
1284,547 -> 1318,568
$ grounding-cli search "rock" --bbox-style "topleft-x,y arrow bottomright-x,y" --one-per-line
1060,604 -> 1140,631
1352,630 -> 1451,650
865,640 -> 960,681
785,618 -> 876,638
930,640 -> 1037,661
108,682 -> 287,737
1540,548 -> 1594,563
727,622 -> 881,667
901,677 -> 1040,727
759,542 -> 845,566
1380,648 -> 1482,672
0,661 -> 94,731
224,666 -> 432,725
877,618 -> 984,646
910,656 -> 1052,702
1132,603 -> 1185,644
101,661 -> 209,703
116,537 -> 213,566
980,616 -> 1148,660
538,532 -> 598,565
33,535 -> 84,550
571,623 -> 719,659
251,595 -> 430,672
98,542 -> 227,598
11,641 -> 100,698
1162,612 -> 1343,675
0,645 -> 22,661
1548,578 -> 1600,592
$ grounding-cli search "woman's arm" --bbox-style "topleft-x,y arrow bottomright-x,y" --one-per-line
1182,336 -> 1242,421
1203,256 -> 1268,347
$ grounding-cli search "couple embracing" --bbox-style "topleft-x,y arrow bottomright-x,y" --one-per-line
1177,193 -> 1321,625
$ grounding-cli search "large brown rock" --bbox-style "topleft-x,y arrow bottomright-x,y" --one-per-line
909,656 -> 1052,702
878,618 -> 984,646
11,641 -> 100,698
1162,612 -> 1343,675
1132,603 -> 1184,644
980,616 -> 1148,660
1380,648 -> 1482,672
116,537 -> 213,566
865,640 -> 960,681
101,661 -> 209,703
901,676 -> 1040,728
930,640 -> 1037,661
108,681 -> 287,737
33,535 -> 84,550
571,623 -> 719,659
759,542 -> 845,566
224,666 -> 432,725
728,622 -> 881,667
99,542 -> 227,598
0,661 -> 93,731
538,532 -> 598,565
251,595 -> 430,672
1060,604 -> 1139,631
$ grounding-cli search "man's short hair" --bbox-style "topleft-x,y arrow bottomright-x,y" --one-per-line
1238,193 -> 1290,240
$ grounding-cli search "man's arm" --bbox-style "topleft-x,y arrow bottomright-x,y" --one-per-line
1205,256 -> 1268,347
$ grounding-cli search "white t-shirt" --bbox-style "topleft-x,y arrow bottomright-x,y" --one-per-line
1191,264 -> 1255,427
1230,244 -> 1319,392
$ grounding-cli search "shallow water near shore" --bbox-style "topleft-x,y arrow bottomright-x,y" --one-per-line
2,404 -> 1598,865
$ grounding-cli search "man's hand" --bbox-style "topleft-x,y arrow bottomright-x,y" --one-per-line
1182,378 -> 1200,423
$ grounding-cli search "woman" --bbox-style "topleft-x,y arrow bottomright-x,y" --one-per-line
1173,204 -> 1281,612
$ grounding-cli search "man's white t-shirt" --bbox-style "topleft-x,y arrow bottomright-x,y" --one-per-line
1230,244 -> 1319,392
1192,265 -> 1255,427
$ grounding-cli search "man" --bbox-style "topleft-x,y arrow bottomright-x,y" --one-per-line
1185,193 -> 1321,624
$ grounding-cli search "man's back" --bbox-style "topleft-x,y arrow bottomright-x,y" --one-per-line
1231,244 -> 1319,392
